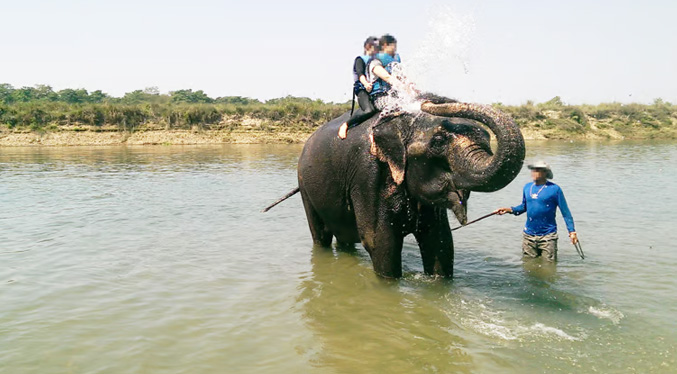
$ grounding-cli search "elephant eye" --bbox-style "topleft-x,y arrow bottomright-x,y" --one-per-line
431,133 -> 447,148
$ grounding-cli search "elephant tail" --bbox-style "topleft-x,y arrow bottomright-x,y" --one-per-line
261,187 -> 300,212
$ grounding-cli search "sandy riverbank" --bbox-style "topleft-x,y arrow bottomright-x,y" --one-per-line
0,129 -> 314,147
0,125 -> 662,147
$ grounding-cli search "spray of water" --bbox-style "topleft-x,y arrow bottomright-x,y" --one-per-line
408,5 -> 476,90
375,5 -> 476,118
374,62 -> 423,117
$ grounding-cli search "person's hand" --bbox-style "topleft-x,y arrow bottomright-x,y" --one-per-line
365,83 -> 372,92
569,232 -> 578,244
495,207 -> 512,215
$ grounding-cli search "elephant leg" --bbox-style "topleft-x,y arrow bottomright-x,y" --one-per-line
300,191 -> 333,247
363,222 -> 404,278
351,191 -> 404,278
414,206 -> 454,277
335,241 -> 357,253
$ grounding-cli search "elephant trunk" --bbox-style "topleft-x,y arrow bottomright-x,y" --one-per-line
420,102 -> 525,192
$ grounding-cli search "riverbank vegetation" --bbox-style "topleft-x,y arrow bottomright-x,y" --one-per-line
0,85 -> 346,134
495,97 -> 677,139
1,84 -> 675,144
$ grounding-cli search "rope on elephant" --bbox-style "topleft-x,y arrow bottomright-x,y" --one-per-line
450,211 -> 498,231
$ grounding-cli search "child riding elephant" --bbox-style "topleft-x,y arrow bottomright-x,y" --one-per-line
338,34 -> 418,139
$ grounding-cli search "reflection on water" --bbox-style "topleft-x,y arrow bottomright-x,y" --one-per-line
522,257 -> 558,283
298,246 -> 474,373
1,142 -> 676,373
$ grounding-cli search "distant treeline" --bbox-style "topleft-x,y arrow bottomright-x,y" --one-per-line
1,84 -> 675,138
0,83 -> 274,105
495,96 -> 676,138
0,84 -> 348,131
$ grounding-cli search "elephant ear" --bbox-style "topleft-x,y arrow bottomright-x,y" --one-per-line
370,122 -> 406,185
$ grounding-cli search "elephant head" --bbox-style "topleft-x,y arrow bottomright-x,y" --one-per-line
370,98 -> 525,215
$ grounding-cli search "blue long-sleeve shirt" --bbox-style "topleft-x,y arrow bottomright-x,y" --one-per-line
511,181 -> 575,236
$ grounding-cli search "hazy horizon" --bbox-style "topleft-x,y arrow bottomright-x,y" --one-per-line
2,0 -> 675,105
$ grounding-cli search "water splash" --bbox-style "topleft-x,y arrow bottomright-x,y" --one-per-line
373,5 -> 476,118
588,306 -> 625,325
463,314 -> 582,342
407,5 -> 476,95
374,62 -> 423,117
448,296 -> 584,342
529,323 -> 581,341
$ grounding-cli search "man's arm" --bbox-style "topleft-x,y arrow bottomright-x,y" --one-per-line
355,58 -> 372,92
557,187 -> 578,243
359,75 -> 371,91
511,191 -> 527,215
496,189 -> 527,215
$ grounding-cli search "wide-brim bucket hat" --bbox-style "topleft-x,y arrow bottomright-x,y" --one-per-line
527,160 -> 554,179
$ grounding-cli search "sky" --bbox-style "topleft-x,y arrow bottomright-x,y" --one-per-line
1,0 -> 675,104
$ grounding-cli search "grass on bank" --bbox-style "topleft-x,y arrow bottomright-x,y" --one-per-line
495,97 -> 677,139
1,84 -> 675,139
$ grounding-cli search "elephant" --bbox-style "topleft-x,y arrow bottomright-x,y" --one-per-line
294,95 -> 525,278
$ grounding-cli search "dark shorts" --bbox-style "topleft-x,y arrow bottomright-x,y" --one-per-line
356,90 -> 375,112
522,232 -> 558,261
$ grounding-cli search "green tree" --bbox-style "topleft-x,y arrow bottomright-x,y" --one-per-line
11,86 -> 36,102
0,83 -> 14,103
214,96 -> 261,105
34,85 -> 58,101
122,90 -> 149,104
542,96 -> 564,108
170,89 -> 213,103
58,88 -> 90,103
89,90 -> 109,103
266,95 -> 314,105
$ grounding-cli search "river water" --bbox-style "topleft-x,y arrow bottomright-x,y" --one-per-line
1,142 -> 676,373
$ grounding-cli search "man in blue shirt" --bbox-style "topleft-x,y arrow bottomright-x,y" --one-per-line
496,161 -> 578,261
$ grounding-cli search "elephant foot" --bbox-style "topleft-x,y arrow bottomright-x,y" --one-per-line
427,261 -> 453,278
373,266 -> 402,279
370,251 -> 403,279
335,241 -> 357,253
420,253 -> 454,278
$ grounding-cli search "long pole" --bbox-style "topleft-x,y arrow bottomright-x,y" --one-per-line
451,211 -> 498,231
452,210 -> 586,260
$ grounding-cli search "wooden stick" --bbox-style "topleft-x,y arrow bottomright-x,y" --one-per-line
451,211 -> 498,231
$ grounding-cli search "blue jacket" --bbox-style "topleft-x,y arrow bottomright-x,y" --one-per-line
511,181 -> 575,236
370,53 -> 401,97
352,55 -> 371,83
353,55 -> 371,94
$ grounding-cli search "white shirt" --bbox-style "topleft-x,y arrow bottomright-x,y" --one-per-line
366,59 -> 383,85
